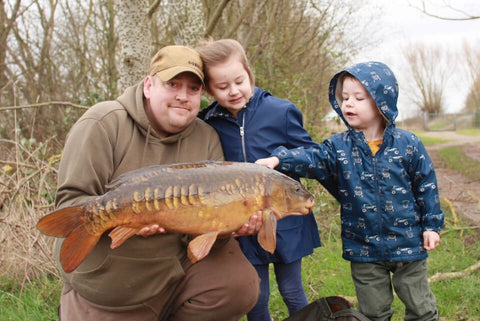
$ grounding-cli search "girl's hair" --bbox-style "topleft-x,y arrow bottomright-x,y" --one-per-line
196,39 -> 255,89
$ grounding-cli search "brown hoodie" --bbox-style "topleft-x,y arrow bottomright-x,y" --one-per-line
53,81 -> 224,306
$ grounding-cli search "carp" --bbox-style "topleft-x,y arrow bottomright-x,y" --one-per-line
37,161 -> 315,273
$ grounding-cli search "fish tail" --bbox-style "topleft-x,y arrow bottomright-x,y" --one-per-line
37,205 -> 100,273
37,206 -> 84,237
60,225 -> 101,273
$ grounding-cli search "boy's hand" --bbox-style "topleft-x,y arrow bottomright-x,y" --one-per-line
423,230 -> 440,250
255,156 -> 280,169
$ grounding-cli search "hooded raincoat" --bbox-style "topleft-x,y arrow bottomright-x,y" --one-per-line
272,62 -> 444,263
199,87 -> 321,264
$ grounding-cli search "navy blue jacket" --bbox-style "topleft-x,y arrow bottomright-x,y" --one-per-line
272,62 -> 444,263
199,87 -> 321,264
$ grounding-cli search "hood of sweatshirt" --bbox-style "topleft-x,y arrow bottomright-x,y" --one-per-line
329,61 -> 399,129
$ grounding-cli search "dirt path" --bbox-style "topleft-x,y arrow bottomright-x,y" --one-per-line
422,131 -> 480,224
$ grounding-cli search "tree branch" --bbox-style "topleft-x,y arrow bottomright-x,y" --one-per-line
429,261 -> 480,283
408,0 -> 479,21
148,0 -> 163,19
0,101 -> 88,111
204,0 -> 231,38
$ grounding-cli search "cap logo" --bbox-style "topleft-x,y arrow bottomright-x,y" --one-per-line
188,60 -> 201,69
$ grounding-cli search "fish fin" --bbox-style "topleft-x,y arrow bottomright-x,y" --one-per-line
109,226 -> 140,249
257,210 -> 277,254
187,231 -> 219,263
60,225 -> 101,273
37,206 -> 84,237
269,206 -> 282,220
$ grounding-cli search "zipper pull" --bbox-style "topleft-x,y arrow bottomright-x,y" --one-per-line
240,126 -> 244,137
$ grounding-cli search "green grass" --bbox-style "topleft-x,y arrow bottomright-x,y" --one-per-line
0,276 -> 61,321
413,132 -> 450,146
437,145 -> 480,181
457,128 -> 480,136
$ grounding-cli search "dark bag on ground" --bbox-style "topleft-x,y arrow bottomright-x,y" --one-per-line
283,296 -> 371,321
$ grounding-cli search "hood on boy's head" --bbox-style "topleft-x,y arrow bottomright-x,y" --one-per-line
329,61 -> 399,126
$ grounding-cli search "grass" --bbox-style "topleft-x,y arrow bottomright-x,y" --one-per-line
457,128 -> 480,136
437,145 -> 480,181
0,276 -> 61,321
413,132 -> 450,146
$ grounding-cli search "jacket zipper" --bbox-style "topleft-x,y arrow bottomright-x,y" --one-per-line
240,111 -> 247,162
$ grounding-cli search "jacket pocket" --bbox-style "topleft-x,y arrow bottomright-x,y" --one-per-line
70,254 -> 185,307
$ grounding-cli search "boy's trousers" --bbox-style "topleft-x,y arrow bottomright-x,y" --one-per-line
351,260 -> 438,321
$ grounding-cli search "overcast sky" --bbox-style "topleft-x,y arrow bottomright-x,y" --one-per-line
355,0 -> 479,119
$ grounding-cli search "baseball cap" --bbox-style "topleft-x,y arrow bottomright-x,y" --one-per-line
149,46 -> 204,84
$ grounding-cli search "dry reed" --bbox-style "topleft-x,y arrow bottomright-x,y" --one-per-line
0,136 -> 61,283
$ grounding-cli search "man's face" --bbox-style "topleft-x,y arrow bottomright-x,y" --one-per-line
144,72 -> 203,137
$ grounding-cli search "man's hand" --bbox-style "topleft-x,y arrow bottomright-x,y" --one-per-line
137,224 -> 166,237
233,210 -> 263,237
255,156 -> 280,169
423,230 -> 440,251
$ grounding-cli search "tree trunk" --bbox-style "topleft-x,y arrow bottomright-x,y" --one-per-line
114,0 -> 151,91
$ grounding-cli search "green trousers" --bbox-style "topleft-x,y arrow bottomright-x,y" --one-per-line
351,260 -> 438,321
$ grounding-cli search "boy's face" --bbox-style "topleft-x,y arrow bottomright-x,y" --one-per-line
206,56 -> 253,118
340,76 -> 384,131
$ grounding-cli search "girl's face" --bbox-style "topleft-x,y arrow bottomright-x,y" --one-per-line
340,76 -> 383,131
206,56 -> 253,118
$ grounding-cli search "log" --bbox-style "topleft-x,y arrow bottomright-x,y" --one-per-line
428,261 -> 480,283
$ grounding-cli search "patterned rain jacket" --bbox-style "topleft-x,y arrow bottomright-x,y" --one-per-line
272,62 -> 444,263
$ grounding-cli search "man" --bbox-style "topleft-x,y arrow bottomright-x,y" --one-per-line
54,45 -> 260,321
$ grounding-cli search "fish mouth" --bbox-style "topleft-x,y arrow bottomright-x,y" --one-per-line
305,198 -> 315,210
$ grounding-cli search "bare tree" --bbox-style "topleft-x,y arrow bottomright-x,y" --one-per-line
403,43 -> 452,115
462,41 -> 480,113
56,0 -> 119,102
0,0 -> 22,106
1,0 -> 373,140
409,0 -> 479,20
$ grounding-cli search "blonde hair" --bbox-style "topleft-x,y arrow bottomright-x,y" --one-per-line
196,39 -> 255,90
335,72 -> 355,106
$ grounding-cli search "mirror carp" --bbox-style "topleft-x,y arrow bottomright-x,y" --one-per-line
37,161 -> 315,273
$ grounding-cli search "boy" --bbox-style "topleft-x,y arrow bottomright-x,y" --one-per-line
256,61 -> 444,321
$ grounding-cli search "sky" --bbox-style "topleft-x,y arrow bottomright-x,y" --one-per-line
355,0 -> 479,120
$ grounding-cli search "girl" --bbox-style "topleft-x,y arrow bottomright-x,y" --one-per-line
197,39 -> 321,321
